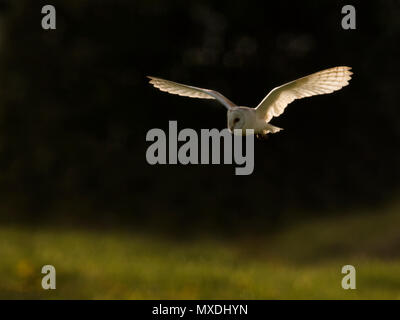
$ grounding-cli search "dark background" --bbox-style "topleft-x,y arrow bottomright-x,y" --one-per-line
0,0 -> 398,235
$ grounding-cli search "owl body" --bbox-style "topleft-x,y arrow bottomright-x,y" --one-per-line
227,107 -> 282,135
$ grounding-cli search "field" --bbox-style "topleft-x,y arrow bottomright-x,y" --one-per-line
1,204 -> 400,299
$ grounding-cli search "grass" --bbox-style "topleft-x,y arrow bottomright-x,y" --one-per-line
1,203 -> 400,299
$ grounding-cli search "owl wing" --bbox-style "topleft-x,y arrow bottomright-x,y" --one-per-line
255,66 -> 353,122
147,76 -> 236,110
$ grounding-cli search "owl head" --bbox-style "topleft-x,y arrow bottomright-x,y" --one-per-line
228,109 -> 245,131
227,107 -> 254,134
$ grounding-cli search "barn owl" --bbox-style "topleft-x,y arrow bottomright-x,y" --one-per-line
147,66 -> 352,137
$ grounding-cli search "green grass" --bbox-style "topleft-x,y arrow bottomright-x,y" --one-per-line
1,204 -> 400,299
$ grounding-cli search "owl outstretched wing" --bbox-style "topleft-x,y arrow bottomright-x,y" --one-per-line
147,76 -> 236,110
255,66 -> 353,122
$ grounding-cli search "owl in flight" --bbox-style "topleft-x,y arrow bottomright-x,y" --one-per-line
147,66 -> 352,138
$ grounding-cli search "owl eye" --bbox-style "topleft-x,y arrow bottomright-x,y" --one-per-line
233,118 -> 240,124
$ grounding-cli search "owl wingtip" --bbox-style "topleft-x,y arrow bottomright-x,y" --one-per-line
147,76 -> 160,85
346,67 -> 353,77
339,66 -> 353,77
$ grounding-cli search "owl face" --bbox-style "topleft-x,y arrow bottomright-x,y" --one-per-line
228,108 -> 247,132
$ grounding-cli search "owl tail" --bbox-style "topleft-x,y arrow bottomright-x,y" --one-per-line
265,123 -> 283,134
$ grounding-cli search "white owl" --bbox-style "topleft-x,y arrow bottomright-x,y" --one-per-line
148,66 -> 352,138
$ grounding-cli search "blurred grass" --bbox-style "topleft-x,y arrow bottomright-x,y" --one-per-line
1,203 -> 400,299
